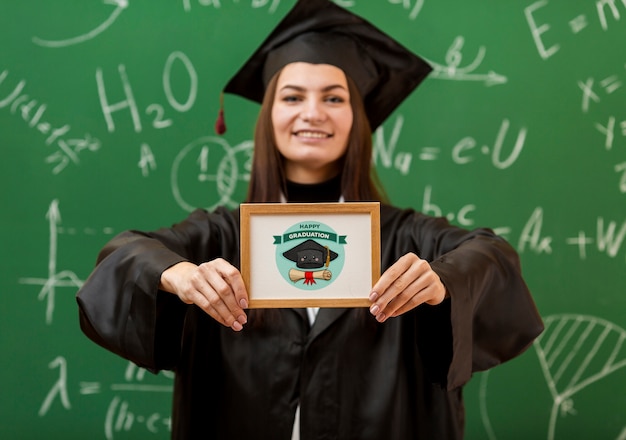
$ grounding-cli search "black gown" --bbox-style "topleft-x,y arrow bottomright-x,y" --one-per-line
77,177 -> 543,439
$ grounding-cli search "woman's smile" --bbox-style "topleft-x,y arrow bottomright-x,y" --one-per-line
292,129 -> 333,140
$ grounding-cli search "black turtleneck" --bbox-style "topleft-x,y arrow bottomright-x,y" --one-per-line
284,173 -> 342,203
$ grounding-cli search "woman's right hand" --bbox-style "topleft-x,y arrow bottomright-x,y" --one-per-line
159,259 -> 249,331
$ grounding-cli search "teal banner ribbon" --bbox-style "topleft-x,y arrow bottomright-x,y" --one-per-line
273,230 -> 347,244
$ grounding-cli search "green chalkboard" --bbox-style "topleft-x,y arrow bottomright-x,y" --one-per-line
2,1 -> 625,439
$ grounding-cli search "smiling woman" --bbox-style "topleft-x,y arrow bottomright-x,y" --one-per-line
248,61 -> 378,203
272,63 -> 353,183
76,0 -> 543,439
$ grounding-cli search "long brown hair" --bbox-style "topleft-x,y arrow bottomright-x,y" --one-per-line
245,67 -> 388,204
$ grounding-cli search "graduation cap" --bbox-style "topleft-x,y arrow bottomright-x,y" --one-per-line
215,0 -> 432,134
282,239 -> 338,269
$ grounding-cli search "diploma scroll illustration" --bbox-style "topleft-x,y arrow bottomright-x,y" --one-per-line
288,268 -> 332,284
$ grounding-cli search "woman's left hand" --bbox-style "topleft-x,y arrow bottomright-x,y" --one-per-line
369,252 -> 447,322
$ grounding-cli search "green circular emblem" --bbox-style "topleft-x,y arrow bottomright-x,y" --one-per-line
274,221 -> 345,291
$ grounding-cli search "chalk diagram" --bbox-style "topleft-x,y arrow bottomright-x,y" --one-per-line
423,36 -> 508,86
479,314 -> 626,439
18,200 -> 114,324
20,135 -> 253,321
32,0 -> 129,48
17,201 -> 171,438
171,136 -> 253,212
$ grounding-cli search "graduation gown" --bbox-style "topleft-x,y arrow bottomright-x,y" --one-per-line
76,204 -> 543,439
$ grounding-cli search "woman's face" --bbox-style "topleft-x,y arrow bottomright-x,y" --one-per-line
272,62 -> 353,183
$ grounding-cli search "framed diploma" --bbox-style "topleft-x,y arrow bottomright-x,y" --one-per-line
240,202 -> 380,308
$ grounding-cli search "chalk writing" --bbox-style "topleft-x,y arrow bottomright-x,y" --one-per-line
32,0 -> 129,48
171,136 -> 253,212
387,0 -> 424,20
616,162 -> 626,193
96,65 -> 140,132
393,186 -> 626,264
105,397 -> 171,440
592,113 -> 626,193
579,75 -> 623,114
62,359 -> 172,438
525,0 -> 626,60
19,200 -> 113,324
139,143 -> 158,177
373,115 -> 414,175
565,231 -> 595,260
104,364 -> 172,439
451,119 -> 527,170
0,70 -> 101,174
418,147 -> 440,161
414,194 -> 625,264
375,115 -> 527,171
39,356 -> 71,416
182,0 -> 281,13
525,1 -> 560,60
180,0 -> 424,23
517,207 -> 554,255
595,116 -> 623,150
591,217 -> 625,258
597,0 -> 626,30
424,36 -> 507,86
535,315 -> 626,440
478,314 -> 626,440
79,363 -> 173,398
567,218 -> 626,260
581,64 -> 626,194
96,51 -> 197,133
420,185 -> 476,227
513,208 -> 626,263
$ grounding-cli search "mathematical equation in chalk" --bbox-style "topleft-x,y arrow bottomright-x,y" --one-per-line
374,115 -> 527,175
420,187 -> 626,264
579,66 -> 626,194
39,356 -> 172,439
181,0 -> 426,20
525,0 -> 626,60
0,70 -> 101,174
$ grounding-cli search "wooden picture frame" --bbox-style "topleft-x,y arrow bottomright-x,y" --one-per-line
240,202 -> 380,308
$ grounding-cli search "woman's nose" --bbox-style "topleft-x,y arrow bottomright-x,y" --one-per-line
300,100 -> 325,123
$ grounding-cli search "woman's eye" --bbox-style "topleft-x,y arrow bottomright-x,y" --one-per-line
326,96 -> 345,104
282,95 -> 301,103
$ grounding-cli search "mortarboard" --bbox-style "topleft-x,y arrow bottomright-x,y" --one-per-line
215,0 -> 432,133
282,239 -> 338,269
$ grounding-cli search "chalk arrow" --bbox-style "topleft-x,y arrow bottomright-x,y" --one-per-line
45,199 -> 61,278
32,0 -> 128,48
423,46 -> 508,87
431,69 -> 508,86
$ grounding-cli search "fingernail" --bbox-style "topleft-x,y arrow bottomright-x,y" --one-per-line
232,321 -> 243,331
376,313 -> 386,323
369,291 -> 378,302
370,304 -> 380,315
240,299 -> 249,309
237,314 -> 247,325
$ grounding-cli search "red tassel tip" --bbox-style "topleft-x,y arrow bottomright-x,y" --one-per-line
214,108 -> 226,135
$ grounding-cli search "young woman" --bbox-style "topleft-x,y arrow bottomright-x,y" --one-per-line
77,1 -> 543,438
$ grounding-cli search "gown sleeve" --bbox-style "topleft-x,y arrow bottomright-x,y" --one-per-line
76,207 -> 240,372
380,205 -> 543,390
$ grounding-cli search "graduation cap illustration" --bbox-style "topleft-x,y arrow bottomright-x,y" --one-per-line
215,0 -> 432,134
282,239 -> 338,269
